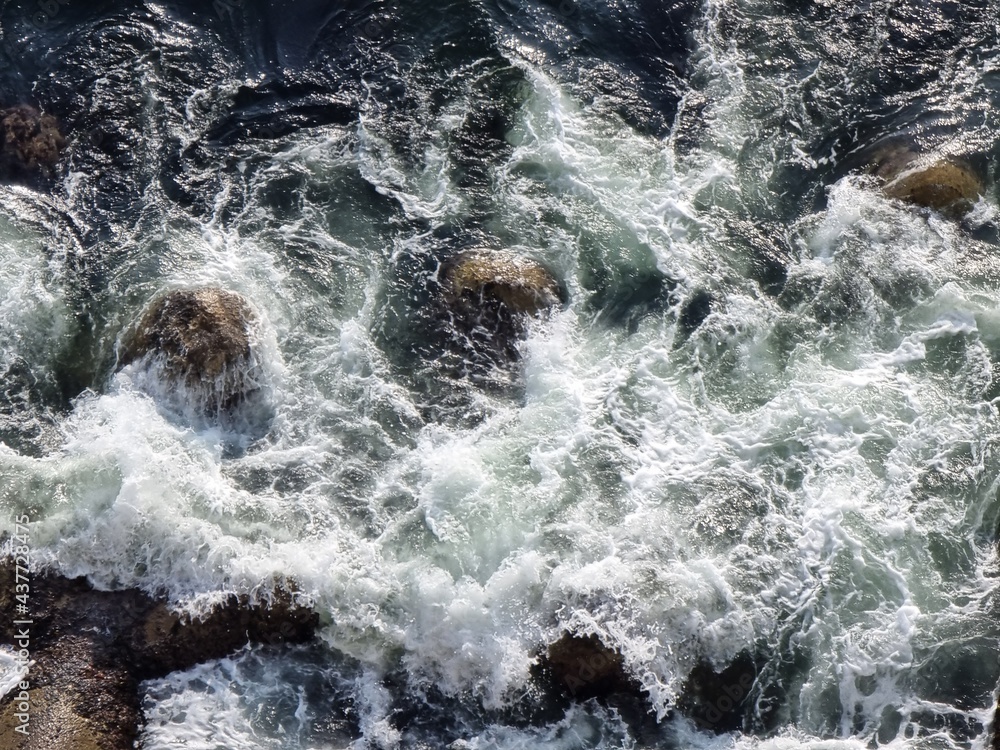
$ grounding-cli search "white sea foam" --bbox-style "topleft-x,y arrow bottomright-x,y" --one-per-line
0,647 -> 29,700
1,1 -> 998,748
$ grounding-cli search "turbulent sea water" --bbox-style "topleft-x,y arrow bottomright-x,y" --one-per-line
2,0 -> 1000,747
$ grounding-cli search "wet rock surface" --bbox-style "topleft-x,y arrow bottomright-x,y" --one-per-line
438,248 -> 564,366
375,247 -> 566,419
0,635 -> 139,750
120,287 -> 255,383
444,249 -> 563,318
531,631 -> 656,736
677,652 -> 760,733
537,632 -> 639,702
0,105 -> 65,184
117,287 -> 265,420
873,146 -> 983,216
533,633 -> 786,740
0,559 -> 317,749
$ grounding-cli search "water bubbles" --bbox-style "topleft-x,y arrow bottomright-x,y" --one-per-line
2,0 -> 1000,746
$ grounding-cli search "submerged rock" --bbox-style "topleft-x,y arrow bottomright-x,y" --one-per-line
677,652 -> 758,733
538,632 -> 637,702
400,248 -> 566,393
118,287 -> 262,415
725,217 -> 793,297
533,631 -> 651,720
873,146 -> 983,216
678,289 -> 713,341
444,249 -> 563,318
0,105 -> 65,183
0,559 -> 317,749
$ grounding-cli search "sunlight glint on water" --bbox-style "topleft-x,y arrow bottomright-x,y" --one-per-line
0,0 -> 999,747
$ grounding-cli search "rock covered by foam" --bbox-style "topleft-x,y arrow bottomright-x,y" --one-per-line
118,287 -> 266,417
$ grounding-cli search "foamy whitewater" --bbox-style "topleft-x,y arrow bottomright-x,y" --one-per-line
1,0 -> 1000,747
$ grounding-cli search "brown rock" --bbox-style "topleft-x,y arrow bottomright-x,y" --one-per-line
0,105 -> 65,182
413,249 -> 565,385
0,560 -> 318,749
0,686 -> 119,750
121,288 -> 254,381
118,287 -> 263,415
128,590 -> 317,678
0,637 -> 140,750
874,147 -> 983,216
445,249 -> 562,317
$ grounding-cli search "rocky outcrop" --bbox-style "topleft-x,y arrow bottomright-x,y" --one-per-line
676,652 -> 759,733
529,631 -> 664,742
444,249 -> 563,318
0,560 -> 317,749
118,287 -> 262,414
532,632 -> 785,739
120,288 -> 254,383
377,248 -> 565,409
537,632 -> 638,702
0,105 -> 65,184
531,631 -> 653,731
438,249 -> 564,367
873,146 -> 983,217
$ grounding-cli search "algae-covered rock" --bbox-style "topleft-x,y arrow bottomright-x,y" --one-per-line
0,559 -> 317,750
121,288 -> 254,381
0,105 -> 65,182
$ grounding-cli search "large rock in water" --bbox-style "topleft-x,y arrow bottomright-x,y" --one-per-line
874,146 -> 983,217
530,631 -> 654,730
0,559 -> 317,750
0,105 -> 65,182
537,632 -> 639,702
444,249 -> 563,318
119,287 -> 260,413
532,632 -> 783,738
676,652 -> 761,733
420,249 -> 564,385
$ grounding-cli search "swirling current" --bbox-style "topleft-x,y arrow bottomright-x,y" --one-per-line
1,0 -> 1000,747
